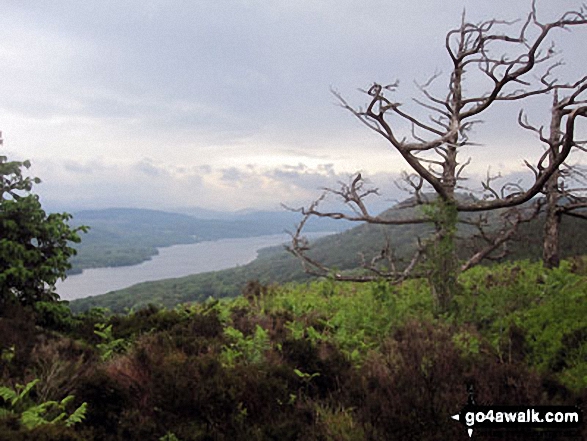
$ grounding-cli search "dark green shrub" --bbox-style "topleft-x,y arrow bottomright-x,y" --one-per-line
33,302 -> 79,333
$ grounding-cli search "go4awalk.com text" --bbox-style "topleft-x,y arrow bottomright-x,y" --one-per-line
451,405 -> 582,438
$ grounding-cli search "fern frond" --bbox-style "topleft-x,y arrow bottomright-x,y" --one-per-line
65,402 -> 87,427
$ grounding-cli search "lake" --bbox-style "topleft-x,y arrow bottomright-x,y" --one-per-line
55,234 -> 295,301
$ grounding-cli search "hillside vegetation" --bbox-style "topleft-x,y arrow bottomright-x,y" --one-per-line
1,259 -> 586,440
68,208 -> 347,274
71,204 -> 587,313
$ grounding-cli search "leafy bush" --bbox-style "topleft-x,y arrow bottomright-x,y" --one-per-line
93,324 -> 130,361
0,155 -> 86,307
455,260 -> 587,391
0,378 -> 86,431
33,302 -> 80,333
1,258 -> 585,439
220,325 -> 270,367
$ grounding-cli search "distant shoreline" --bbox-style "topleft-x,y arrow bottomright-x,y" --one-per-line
57,232 -> 332,301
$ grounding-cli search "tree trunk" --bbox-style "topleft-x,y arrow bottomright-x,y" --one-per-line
543,173 -> 561,268
426,199 -> 460,313
543,99 -> 563,269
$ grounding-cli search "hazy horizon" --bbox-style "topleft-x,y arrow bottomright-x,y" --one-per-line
2,0 -> 585,212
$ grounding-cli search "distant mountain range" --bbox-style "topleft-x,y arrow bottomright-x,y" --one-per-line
69,198 -> 587,313
68,207 -> 350,274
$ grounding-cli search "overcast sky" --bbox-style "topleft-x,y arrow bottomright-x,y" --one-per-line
1,0 -> 585,213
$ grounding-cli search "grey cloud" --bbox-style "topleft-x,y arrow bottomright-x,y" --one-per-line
62,160 -> 102,175
4,0 -> 553,135
2,0 -> 585,212
34,157 -> 206,210
197,165 -> 212,174
133,158 -> 168,177
220,167 -> 246,183
264,164 -> 362,192
215,162 -> 352,194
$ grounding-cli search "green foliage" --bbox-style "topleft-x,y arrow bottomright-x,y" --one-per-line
0,155 -> 86,307
452,330 -> 481,358
159,432 -> 182,441
269,279 -> 433,361
76,306 -> 109,323
68,208 -> 342,274
515,263 -> 587,390
220,324 -> 270,367
0,378 -> 39,408
455,259 -> 587,390
207,297 -> 235,325
0,379 -> 86,430
94,323 -> 129,361
34,301 -> 80,331
293,368 -> 320,380
3,255 -> 587,439
293,367 -> 321,392
422,199 -> 461,312
0,156 -> 40,196
20,396 -> 87,429
69,200 -> 587,315
315,404 -> 365,441
0,345 -> 15,363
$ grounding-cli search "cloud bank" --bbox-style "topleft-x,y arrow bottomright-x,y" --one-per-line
0,0 -> 585,212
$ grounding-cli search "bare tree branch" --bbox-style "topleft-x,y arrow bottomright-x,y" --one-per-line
289,3 -> 587,305
285,196 -> 427,283
461,201 -> 542,271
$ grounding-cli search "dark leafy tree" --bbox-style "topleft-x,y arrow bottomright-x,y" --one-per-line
0,138 -> 86,307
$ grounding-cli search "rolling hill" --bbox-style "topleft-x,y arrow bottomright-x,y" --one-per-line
69,198 -> 587,313
68,207 -> 349,274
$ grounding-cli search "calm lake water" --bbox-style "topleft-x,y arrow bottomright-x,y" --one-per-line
56,234 -> 294,301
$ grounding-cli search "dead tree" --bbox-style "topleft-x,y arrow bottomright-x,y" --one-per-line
289,3 -> 587,312
519,83 -> 587,268
287,179 -> 430,284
